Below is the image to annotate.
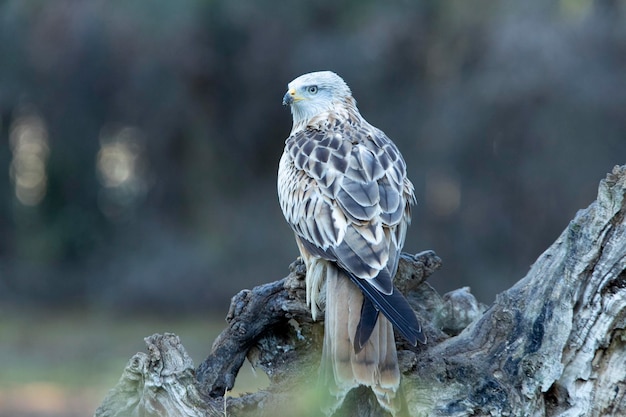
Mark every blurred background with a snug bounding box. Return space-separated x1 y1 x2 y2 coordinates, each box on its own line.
0 0 625 416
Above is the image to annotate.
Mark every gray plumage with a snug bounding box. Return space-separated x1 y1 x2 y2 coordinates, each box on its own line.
278 71 423 415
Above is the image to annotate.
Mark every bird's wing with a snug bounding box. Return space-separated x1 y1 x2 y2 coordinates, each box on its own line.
278 117 423 345
279 118 413 291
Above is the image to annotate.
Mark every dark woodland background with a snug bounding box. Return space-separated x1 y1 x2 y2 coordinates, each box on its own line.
1 1 625 415
2 0 625 314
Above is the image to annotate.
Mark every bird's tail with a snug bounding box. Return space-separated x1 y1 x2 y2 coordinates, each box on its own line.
320 266 400 415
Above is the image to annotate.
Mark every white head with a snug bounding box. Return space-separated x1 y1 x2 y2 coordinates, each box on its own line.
283 71 356 130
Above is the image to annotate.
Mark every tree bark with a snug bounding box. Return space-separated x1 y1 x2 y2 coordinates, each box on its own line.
95 165 626 417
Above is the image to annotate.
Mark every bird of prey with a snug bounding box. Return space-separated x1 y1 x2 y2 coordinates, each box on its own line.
278 71 424 414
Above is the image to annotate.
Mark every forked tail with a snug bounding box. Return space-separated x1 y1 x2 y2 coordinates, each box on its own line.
320 267 400 415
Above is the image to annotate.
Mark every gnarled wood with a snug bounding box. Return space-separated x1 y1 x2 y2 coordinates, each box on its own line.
95 165 626 417
95 333 220 417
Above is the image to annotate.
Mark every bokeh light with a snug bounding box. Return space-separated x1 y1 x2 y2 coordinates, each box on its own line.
96 125 149 220
9 108 50 206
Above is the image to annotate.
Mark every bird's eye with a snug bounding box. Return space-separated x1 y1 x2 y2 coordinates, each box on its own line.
307 85 318 94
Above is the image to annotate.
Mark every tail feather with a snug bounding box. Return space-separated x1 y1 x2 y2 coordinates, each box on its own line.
354 297 379 353
321 267 400 415
347 269 425 345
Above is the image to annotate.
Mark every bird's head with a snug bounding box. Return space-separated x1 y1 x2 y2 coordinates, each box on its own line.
283 71 355 129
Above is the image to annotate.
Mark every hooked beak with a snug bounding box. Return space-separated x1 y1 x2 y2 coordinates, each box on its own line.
282 88 300 106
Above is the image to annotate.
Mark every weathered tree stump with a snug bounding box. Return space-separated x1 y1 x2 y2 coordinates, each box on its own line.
95 165 626 417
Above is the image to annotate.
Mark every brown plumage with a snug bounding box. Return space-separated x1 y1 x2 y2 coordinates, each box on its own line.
278 71 424 415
